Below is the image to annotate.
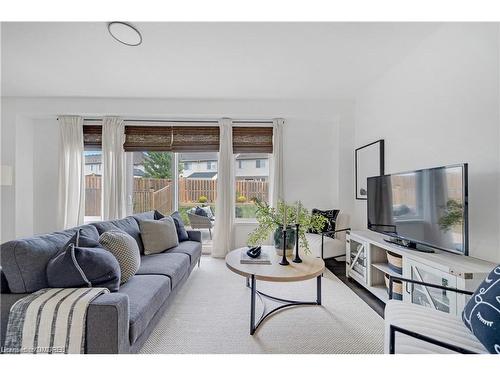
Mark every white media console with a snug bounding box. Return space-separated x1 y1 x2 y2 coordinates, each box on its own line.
345 230 496 316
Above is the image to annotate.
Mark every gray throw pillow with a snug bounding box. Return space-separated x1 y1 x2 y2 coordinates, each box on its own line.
99 230 141 284
140 217 179 255
47 245 121 292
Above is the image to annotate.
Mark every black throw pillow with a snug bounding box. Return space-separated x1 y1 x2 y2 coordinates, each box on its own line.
154 210 165 220
195 206 208 217
46 229 121 292
171 211 189 242
310 209 340 238
462 265 500 353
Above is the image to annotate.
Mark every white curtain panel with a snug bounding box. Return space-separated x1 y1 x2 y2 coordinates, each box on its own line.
212 118 235 258
102 117 127 220
57 115 85 229
270 118 284 207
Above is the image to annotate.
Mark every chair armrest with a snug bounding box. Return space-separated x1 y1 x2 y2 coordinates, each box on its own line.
186 230 202 243
388 324 478 354
387 275 474 300
320 227 351 237
86 292 130 354
320 228 351 259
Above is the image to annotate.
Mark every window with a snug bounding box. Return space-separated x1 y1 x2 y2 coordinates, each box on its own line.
391 172 421 221
207 161 216 170
84 150 102 223
235 154 270 219
184 161 193 170
256 159 265 169
238 160 243 169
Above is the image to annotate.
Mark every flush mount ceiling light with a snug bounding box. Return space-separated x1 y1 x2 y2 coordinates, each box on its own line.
107 22 142 46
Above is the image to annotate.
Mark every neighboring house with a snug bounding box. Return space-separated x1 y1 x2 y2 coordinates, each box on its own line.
179 152 269 180
84 154 103 176
84 152 145 177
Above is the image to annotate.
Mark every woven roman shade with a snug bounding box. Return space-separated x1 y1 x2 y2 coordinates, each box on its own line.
83 125 103 150
172 126 220 152
123 126 173 151
232 127 273 153
83 123 273 153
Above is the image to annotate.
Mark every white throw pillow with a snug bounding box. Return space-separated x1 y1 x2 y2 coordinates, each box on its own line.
99 230 141 284
140 217 179 255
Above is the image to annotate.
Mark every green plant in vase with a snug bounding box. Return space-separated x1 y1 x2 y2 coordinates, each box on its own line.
247 199 328 255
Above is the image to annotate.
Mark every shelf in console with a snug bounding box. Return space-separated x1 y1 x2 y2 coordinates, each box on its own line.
371 262 402 278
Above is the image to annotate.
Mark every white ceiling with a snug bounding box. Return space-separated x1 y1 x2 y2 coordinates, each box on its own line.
1 22 441 99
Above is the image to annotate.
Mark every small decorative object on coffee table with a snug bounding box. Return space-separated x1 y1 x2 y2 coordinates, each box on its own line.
279 205 290 266
226 246 325 335
293 201 302 263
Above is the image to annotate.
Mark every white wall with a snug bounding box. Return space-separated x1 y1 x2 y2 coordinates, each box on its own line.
0 97 354 246
352 23 500 263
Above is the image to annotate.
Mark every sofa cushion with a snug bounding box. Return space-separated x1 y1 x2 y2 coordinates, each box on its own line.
139 218 179 255
166 241 202 266
92 217 145 253
0 225 100 293
62 228 101 250
99 230 141 284
132 211 156 222
136 253 190 289
462 265 500 353
118 274 171 345
384 300 488 354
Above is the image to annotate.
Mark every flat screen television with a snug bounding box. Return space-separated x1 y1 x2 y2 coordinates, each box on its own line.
367 163 468 255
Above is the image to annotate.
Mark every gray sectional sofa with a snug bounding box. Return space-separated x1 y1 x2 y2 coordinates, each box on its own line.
0 211 202 353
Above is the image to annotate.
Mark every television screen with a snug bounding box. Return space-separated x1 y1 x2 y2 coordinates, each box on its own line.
367 164 468 254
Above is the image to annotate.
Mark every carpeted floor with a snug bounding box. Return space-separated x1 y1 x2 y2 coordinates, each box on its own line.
140 256 384 354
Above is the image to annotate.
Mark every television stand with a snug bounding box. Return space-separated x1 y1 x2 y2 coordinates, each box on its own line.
384 237 435 253
345 229 496 317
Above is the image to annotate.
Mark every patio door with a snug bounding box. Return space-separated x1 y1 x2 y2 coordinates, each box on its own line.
176 152 218 224
126 151 175 216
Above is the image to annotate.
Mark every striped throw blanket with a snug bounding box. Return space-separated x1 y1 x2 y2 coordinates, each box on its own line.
4 287 109 354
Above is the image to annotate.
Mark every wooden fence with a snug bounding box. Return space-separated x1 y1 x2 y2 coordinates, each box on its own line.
85 175 268 216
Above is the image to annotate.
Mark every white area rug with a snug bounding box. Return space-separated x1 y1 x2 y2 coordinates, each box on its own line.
140 256 384 354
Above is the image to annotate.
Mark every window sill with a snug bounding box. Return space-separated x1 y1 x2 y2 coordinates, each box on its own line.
234 218 258 225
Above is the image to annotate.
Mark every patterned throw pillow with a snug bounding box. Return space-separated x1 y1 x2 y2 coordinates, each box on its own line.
310 209 340 238
462 265 500 354
99 230 141 284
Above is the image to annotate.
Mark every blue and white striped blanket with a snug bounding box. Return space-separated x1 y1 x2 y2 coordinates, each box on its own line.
4 287 108 354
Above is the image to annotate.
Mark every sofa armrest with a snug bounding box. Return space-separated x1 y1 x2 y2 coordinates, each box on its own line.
1 293 30 347
186 230 202 243
86 292 130 354
0 268 10 293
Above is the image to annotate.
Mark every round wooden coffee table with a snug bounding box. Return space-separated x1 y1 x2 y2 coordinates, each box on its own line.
225 246 325 335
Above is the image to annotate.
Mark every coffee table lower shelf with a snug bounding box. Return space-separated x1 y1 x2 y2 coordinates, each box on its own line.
246 274 322 335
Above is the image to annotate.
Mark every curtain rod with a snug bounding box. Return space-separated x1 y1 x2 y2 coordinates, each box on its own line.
73 118 275 124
